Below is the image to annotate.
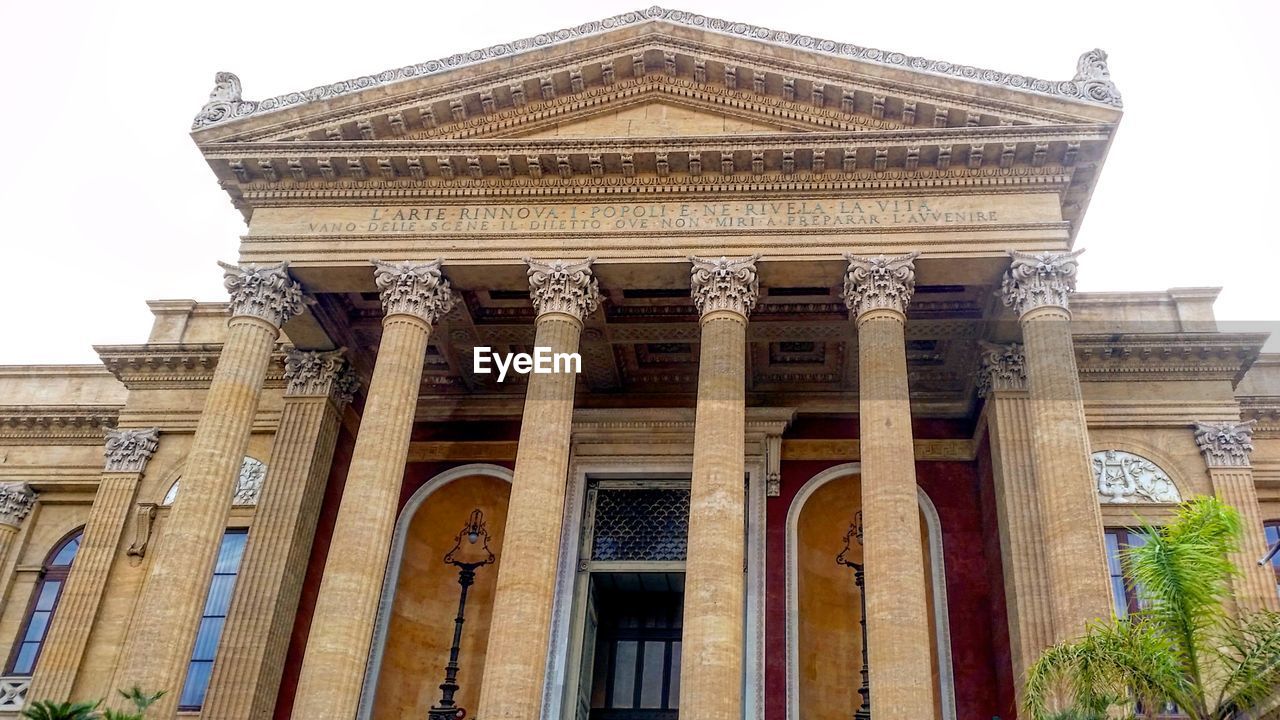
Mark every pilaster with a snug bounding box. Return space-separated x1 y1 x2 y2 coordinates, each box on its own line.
0 483 36 580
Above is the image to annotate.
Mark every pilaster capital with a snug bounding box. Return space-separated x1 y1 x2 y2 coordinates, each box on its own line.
524 258 602 321
841 252 918 320
103 428 161 473
371 259 456 325
689 255 761 318
284 349 360 406
0 482 36 528
218 261 305 328
977 341 1027 397
999 249 1083 317
1193 420 1255 468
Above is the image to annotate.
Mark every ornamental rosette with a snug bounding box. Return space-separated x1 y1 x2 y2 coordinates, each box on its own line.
1193 420 1256 468
689 255 760 317
284 349 359 405
219 261 305 328
0 483 36 528
976 341 1026 397
525 258 602 321
999 249 1083 317
371 259 456 324
842 252 919 318
103 428 161 473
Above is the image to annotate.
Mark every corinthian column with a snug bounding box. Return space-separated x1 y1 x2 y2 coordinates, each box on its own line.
29 429 160 701
1194 421 1279 611
1001 250 1110 641
978 343 1053 698
202 351 358 719
475 259 600 720
843 253 935 719
291 261 454 720
675 255 758 720
114 263 302 714
0 482 36 576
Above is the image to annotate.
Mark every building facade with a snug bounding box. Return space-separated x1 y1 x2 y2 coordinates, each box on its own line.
2 9 1279 720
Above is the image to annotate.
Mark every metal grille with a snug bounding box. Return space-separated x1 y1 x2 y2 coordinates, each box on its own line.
591 488 690 562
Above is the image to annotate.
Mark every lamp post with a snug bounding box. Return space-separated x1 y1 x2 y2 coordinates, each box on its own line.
428 508 497 720
836 510 870 720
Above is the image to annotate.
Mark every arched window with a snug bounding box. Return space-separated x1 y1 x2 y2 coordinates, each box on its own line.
5 528 83 676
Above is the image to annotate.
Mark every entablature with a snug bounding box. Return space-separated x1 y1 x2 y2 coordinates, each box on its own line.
95 344 289 391
1074 332 1267 386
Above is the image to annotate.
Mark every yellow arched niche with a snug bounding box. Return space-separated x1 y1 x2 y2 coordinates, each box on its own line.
369 469 511 719
791 471 947 720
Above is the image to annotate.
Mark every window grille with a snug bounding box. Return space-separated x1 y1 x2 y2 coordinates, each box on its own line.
591 488 689 562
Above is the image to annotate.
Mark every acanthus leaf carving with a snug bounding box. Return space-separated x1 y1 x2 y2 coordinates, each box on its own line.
103 428 161 473
1194 420 1256 468
1092 450 1181 504
689 255 760 318
842 252 918 318
370 259 456 325
284 349 359 405
976 341 1026 397
218 261 305 328
999 249 1083 316
0 482 36 528
524 258 602 321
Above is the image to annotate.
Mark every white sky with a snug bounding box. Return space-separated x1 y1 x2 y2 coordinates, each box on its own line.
2 0 1278 365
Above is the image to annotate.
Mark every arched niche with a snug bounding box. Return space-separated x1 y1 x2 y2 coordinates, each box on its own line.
359 464 513 720
786 463 956 720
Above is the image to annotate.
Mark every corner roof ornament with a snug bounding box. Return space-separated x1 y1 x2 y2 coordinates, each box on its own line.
192 7 1122 130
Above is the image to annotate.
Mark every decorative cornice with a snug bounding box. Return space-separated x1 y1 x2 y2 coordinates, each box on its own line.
689 255 760 317
0 483 36 527
103 428 160 473
1073 332 1264 386
370 259 456 324
977 341 1026 396
525 258 602 321
841 252 918 319
0 406 119 441
218 261 305 328
284 349 359 405
1000 249 1082 316
95 344 289 390
192 7 1118 129
1194 420 1255 468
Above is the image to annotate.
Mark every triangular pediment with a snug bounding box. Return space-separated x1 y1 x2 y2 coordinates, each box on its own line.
515 98 791 138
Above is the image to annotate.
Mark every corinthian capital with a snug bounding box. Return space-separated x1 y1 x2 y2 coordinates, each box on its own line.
842 252 919 319
525 258 602 321
1000 249 1083 317
976 341 1026 397
0 483 36 528
285 349 360 405
689 255 760 318
218 261 305 328
371 259 456 325
1194 420 1256 468
103 428 161 473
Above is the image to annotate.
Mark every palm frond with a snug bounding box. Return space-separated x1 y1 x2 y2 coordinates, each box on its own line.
1212 610 1280 714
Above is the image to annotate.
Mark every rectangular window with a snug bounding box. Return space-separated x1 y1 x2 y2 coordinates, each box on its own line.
178 529 247 710
1265 521 1280 599
1105 528 1148 618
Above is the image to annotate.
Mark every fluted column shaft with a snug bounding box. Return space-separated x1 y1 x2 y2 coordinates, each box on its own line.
202 352 356 719
30 430 160 701
979 344 1053 698
290 261 453 720
674 255 757 720
1002 250 1110 642
1195 421 1279 612
844 253 935 719
476 258 597 720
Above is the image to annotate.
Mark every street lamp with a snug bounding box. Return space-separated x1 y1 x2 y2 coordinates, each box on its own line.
428 508 497 720
836 510 870 720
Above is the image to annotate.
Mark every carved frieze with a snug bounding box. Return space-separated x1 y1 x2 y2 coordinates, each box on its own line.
525 258 602 322
976 341 1026 397
219 261 305 328
0 483 36 528
103 428 160 473
1194 420 1255 468
999 249 1083 317
1092 450 1181 504
689 255 760 318
841 252 918 318
371 259 456 324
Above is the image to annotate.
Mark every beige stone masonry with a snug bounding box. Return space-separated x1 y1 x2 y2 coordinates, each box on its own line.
843 253 936 719
290 261 453 720
475 258 599 720
201 351 356 719
28 429 159 702
112 263 302 716
0 483 36 583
